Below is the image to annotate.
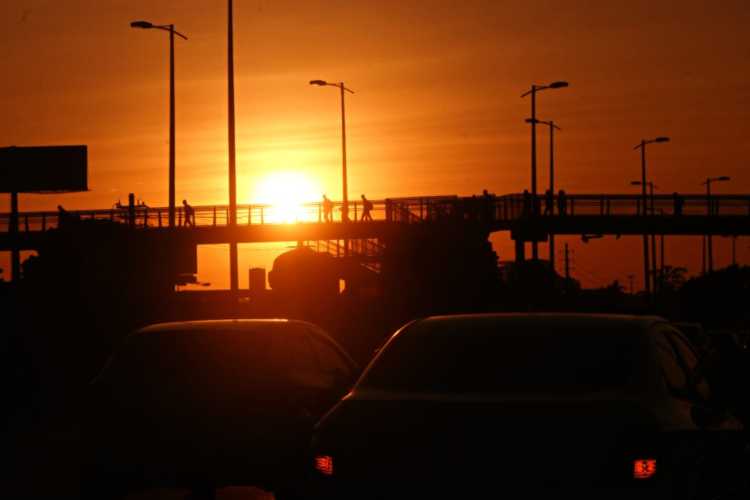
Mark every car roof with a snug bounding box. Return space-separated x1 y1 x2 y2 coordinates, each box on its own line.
134 318 308 335
415 313 667 332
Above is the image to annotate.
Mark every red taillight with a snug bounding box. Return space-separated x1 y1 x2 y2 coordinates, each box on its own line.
633 459 657 479
315 455 334 476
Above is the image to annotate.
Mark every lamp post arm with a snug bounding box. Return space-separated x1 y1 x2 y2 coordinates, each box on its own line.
521 84 549 98
326 82 354 93
151 24 188 40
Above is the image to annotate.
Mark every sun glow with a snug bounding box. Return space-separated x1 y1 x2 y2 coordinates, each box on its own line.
251 171 322 223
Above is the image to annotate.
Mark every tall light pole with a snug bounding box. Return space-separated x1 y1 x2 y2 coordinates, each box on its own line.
526 118 561 272
631 180 659 293
227 0 239 293
309 80 355 223
130 21 188 229
521 81 568 260
703 175 730 273
633 137 669 299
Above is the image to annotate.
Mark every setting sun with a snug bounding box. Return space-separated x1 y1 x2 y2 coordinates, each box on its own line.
251 171 322 223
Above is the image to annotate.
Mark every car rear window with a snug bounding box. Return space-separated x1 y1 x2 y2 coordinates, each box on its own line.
358 319 645 394
101 325 320 401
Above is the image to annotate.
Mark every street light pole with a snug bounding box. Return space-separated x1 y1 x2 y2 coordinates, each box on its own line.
649 182 657 294
228 0 239 294
168 25 175 228
639 142 650 298
631 179 658 294
130 21 187 229
633 137 669 299
703 175 731 273
521 81 568 261
339 83 348 223
526 118 561 271
310 79 355 224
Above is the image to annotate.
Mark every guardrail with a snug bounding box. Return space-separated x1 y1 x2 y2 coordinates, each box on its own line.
2 193 749 234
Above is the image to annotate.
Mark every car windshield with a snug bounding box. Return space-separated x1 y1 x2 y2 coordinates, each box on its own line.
358 318 645 394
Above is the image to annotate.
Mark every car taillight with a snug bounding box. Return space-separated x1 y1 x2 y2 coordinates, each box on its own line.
315 455 334 476
633 459 657 479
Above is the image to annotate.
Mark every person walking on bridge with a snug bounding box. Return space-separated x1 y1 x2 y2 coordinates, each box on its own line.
322 194 333 223
182 199 195 227
361 194 374 221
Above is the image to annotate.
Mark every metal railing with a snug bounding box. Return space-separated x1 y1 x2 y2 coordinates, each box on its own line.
495 193 750 219
304 238 384 273
2 193 749 234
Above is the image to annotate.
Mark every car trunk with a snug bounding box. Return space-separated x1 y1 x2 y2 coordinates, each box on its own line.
316 394 665 488
89 374 313 486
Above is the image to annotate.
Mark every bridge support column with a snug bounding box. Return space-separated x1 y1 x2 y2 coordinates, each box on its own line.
515 238 526 263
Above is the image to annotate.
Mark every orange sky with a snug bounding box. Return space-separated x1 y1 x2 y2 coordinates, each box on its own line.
2 1 749 289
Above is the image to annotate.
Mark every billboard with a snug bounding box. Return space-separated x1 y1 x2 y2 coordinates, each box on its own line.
0 145 87 193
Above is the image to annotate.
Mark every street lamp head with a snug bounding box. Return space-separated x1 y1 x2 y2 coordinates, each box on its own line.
654 136 670 143
631 181 642 186
718 176 731 181
309 80 328 86
549 81 569 89
130 20 154 29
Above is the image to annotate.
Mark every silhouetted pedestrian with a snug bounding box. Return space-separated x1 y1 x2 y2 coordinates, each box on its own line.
182 199 195 227
322 194 333 223
557 189 567 215
360 194 373 221
673 192 684 216
544 189 554 215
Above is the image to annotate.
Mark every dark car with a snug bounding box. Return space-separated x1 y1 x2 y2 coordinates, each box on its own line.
309 314 747 499
83 319 357 499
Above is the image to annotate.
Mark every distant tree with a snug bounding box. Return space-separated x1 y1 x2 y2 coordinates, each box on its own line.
679 265 750 328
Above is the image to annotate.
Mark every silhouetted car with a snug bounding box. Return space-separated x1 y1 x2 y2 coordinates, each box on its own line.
83 319 357 499
308 314 747 499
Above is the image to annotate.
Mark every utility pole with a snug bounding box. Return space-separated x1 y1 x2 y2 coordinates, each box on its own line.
660 233 665 287
228 0 239 293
